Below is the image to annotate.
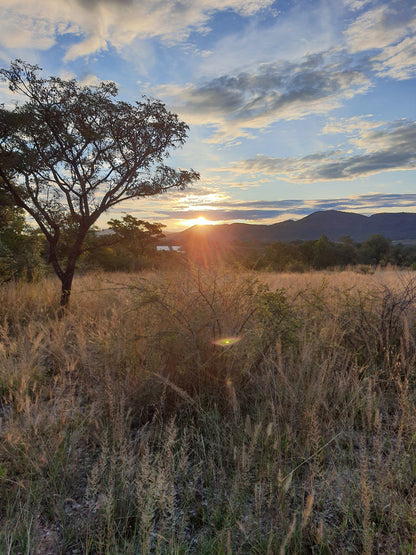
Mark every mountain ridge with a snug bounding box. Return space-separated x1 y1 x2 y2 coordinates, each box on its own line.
165 210 416 244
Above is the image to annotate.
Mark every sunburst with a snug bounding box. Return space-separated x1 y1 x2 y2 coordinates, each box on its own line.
184 216 213 227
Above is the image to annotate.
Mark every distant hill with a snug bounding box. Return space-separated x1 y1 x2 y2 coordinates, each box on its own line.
165 210 416 245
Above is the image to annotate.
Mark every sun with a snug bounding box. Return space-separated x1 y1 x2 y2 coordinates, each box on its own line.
184 216 213 227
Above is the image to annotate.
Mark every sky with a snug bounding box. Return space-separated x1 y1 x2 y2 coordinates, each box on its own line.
0 0 415 231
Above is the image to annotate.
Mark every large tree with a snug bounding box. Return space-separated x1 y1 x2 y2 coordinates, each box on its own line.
0 60 199 308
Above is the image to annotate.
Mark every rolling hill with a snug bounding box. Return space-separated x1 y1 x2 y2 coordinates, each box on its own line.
165 210 416 245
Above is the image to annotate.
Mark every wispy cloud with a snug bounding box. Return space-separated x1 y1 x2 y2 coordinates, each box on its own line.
158 50 371 143
191 0 339 79
230 119 416 181
1 0 415 231
0 0 274 60
372 35 416 80
154 3 416 144
153 193 416 224
343 2 416 79
0 5 58 51
343 0 373 11
345 3 416 52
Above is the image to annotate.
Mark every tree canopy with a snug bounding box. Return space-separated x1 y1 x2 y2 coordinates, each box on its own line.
0 60 199 307
108 214 165 256
0 188 44 282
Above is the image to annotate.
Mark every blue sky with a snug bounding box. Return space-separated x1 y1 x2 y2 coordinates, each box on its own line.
0 0 415 230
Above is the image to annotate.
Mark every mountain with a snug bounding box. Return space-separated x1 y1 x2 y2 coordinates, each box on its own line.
165 210 416 245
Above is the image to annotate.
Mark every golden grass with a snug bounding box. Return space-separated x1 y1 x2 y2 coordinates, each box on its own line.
1 267 416 553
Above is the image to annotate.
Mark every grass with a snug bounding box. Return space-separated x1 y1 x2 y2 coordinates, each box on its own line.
0 266 416 553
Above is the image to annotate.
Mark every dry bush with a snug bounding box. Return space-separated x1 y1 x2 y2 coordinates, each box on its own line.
0 268 415 553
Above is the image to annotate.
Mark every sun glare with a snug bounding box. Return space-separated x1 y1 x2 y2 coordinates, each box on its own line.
184 216 213 227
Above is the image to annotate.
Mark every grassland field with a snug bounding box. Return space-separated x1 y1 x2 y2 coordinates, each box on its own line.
0 267 416 554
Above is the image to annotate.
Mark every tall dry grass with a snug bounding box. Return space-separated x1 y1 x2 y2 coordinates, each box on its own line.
0 267 416 553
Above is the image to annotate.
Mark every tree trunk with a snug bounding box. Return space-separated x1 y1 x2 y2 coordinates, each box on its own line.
51 222 91 316
58 236 85 315
59 270 74 309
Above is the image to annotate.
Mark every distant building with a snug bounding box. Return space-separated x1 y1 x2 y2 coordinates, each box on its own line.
157 245 184 252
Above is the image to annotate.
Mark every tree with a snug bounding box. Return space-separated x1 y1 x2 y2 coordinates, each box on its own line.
108 214 165 268
313 234 337 269
0 188 44 281
0 189 24 281
263 241 300 271
358 234 391 266
0 189 25 237
0 60 199 308
336 235 357 266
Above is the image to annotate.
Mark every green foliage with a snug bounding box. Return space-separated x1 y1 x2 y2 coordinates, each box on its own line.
313 234 337 269
255 285 299 355
77 216 169 272
238 233 416 272
0 191 45 282
83 243 133 272
262 242 303 271
107 215 166 270
358 234 391 265
108 215 165 250
389 243 415 266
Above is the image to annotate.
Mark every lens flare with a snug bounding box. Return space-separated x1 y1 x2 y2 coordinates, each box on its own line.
211 336 242 347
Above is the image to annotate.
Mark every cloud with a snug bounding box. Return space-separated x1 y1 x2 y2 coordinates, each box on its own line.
344 0 416 80
192 0 339 79
102 181 416 226
148 1 416 89
343 2 416 80
0 6 58 51
372 35 416 79
153 193 416 223
158 50 371 143
77 0 134 7
343 0 373 10
230 119 416 181
345 3 416 53
0 0 274 60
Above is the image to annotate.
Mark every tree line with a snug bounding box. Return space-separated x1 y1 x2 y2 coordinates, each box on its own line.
0 202 172 282
234 233 416 271
2 197 416 282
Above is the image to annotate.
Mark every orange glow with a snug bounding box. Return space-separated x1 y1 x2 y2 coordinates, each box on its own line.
183 216 213 227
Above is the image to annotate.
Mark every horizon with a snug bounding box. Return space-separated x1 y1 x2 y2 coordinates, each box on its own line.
1 0 415 231
164 207 416 233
